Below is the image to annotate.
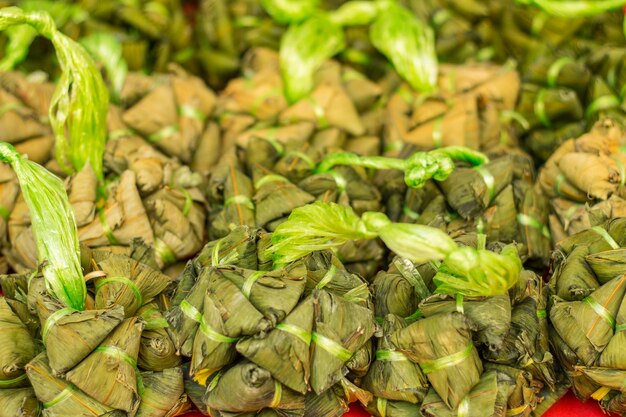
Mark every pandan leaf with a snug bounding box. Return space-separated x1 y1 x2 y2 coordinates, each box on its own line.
370 1 438 93
0 143 85 310
516 0 626 17
81 32 128 103
0 7 109 182
279 14 345 103
261 0 319 24
433 245 523 297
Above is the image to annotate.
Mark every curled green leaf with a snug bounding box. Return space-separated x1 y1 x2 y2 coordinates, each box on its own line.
0 7 109 182
516 0 626 17
279 14 345 103
261 0 319 24
370 1 438 92
80 32 128 104
0 143 85 310
433 244 523 297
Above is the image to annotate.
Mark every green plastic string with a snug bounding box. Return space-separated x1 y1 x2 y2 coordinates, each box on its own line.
432 117 444 148
554 174 565 197
256 135 285 156
95 346 144 394
97 208 120 245
140 308 169 330
393 257 431 300
499 110 531 130
419 342 474 374
612 156 626 187
0 205 10 221
43 384 76 409
42 307 76 345
242 271 265 299
287 150 316 169
311 331 353 362
95 276 143 308
154 238 176 265
307 96 330 128
474 165 495 201
615 323 626 333
109 128 135 141
402 204 420 221
455 293 465 314
0 373 27 387
530 11 548 36
148 124 179 143
585 95 621 119
180 300 239 344
328 170 347 192
583 297 616 328
255 174 290 190
179 104 206 122
211 239 224 267
224 195 255 210
517 213 551 240
547 57 575 88
534 88 551 127
536 309 547 319
270 380 283 408
376 350 409 362
316 264 338 289
0 7 108 181
590 226 620 249
404 309 424 322
276 323 312 345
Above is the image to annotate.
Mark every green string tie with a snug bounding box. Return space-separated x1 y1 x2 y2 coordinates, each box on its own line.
242 271 265 299
255 174 290 190
43 384 76 409
148 124 179 142
517 213 551 240
419 343 474 374
180 300 239 344
0 204 10 221
154 238 177 265
276 323 312 345
0 373 27 387
311 332 353 362
590 226 620 249
224 194 255 210
432 117 444 148
547 57 575 88
95 276 143 308
376 350 409 361
42 307 76 345
98 208 119 245
474 165 495 201
178 104 206 122
316 264 338 289
583 297 615 329
586 95 621 119
307 96 329 128
534 88 551 127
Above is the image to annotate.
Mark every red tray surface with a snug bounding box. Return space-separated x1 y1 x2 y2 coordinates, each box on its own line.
184 389 618 417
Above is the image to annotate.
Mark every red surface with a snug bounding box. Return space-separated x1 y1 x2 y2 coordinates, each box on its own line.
183 390 618 416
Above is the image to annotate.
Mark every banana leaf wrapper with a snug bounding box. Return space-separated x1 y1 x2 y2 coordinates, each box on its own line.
136 367 188 417
204 361 305 414
0 387 40 417
516 186 551 264
365 398 422 417
551 246 599 301
237 296 315 394
586 249 626 285
33 291 125 375
557 218 626 256
420 370 503 417
279 84 365 136
143 185 206 265
362 314 428 403
337 239 386 281
438 156 513 219
137 304 181 372
549 198 590 238
484 184 520 244
78 170 155 249
515 84 583 130
26 353 125 417
271 144 321 185
235 122 315 150
0 297 36 388
372 258 437 321
0 164 19 245
303 387 348 417
522 53 591 95
346 340 374 378
252 173 315 230
341 68 383 113
600 391 626 415
121 68 217 163
311 290 378 394
182 362 209 415
550 275 626 366
302 250 370 306
525 121 586 162
597 289 626 369
391 312 483 409
209 164 256 239
193 226 263 273
93 253 173 317
65 317 144 413
166 266 271 357
530 376 570 417
0 271 29 301
217 70 286 122
485 363 542 417
189 292 239 381
391 180 442 224
590 196 626 225
419 293 512 350
574 367 626 399
243 137 285 173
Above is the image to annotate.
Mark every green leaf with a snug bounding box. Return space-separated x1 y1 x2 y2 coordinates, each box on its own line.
0 143 85 310
516 0 626 17
0 7 109 182
433 244 523 297
279 14 345 103
80 32 128 103
370 1 438 93
261 0 319 24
